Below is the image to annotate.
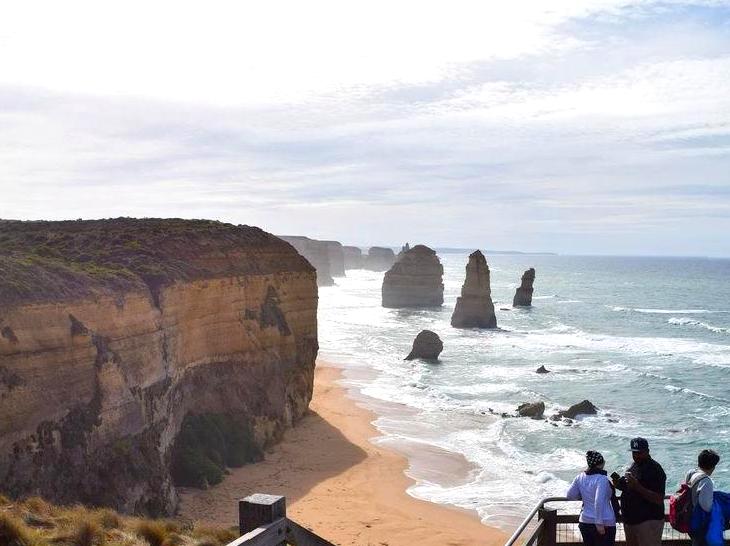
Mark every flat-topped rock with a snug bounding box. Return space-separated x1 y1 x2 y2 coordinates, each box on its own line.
280 235 334 286
404 330 443 360
517 401 545 418
364 247 396 271
513 268 536 307
343 246 363 269
322 240 345 277
451 250 497 328
382 245 443 308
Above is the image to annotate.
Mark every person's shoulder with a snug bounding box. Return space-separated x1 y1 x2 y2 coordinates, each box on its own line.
650 459 667 479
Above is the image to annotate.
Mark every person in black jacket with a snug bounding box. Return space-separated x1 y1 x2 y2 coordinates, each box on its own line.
613 437 666 546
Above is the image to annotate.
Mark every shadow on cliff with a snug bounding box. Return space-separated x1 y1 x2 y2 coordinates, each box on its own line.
178 408 368 524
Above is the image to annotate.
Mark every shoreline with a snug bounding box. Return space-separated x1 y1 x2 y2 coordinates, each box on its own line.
179 360 507 545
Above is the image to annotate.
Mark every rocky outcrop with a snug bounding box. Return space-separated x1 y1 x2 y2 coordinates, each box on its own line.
404 330 443 360
558 400 598 419
323 241 345 278
364 247 396 272
343 246 363 269
513 268 536 307
382 245 443 308
517 402 545 419
536 365 551 374
280 236 334 286
0 219 319 516
450 250 497 328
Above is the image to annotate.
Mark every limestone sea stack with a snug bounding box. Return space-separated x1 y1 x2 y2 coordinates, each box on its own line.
513 268 536 307
450 250 497 328
0 219 319 515
323 240 345 278
280 235 334 286
364 247 396 272
343 246 363 269
382 245 444 308
404 330 443 360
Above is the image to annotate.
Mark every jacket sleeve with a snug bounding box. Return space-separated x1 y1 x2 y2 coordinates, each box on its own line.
595 477 611 523
566 475 582 501
697 478 714 513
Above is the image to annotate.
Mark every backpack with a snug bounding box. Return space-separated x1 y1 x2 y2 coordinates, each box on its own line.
669 473 708 533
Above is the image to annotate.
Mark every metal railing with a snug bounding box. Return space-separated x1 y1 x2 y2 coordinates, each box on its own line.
504 496 696 546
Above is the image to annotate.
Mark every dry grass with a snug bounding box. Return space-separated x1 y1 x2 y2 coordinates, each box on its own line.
0 497 235 546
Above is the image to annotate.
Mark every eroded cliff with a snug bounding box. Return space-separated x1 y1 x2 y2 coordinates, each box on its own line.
0 219 318 516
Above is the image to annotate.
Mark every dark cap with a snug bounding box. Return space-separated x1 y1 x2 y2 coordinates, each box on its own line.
630 437 649 452
587 450 605 468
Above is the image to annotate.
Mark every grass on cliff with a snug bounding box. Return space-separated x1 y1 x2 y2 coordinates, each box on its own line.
0 495 237 546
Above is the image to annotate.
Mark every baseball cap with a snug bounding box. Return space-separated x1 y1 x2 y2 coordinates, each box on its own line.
630 437 649 452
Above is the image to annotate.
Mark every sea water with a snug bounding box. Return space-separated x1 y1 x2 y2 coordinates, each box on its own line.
317 253 730 530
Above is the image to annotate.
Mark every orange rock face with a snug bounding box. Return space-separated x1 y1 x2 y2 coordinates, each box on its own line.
0 219 318 515
450 250 497 328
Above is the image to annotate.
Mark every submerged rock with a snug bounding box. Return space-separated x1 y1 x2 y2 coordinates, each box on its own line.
558 400 599 419
517 401 545 419
450 250 497 328
513 268 536 307
365 246 396 271
536 365 551 374
382 245 444 308
404 330 443 360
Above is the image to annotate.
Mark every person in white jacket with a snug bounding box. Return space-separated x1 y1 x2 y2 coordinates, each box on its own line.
567 451 617 546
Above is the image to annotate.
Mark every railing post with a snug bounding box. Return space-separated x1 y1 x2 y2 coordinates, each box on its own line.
239 494 287 536
537 507 557 546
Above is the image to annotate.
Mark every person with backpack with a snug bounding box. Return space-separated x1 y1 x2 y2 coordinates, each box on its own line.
567 450 617 546
685 449 720 546
613 437 667 546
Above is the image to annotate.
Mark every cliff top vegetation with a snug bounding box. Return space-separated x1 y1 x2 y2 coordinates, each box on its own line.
0 218 313 306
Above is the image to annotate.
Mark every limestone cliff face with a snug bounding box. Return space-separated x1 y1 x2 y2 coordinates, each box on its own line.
513 268 536 307
381 245 443 308
0 219 318 516
342 246 363 269
279 236 334 286
323 241 345 278
451 250 497 328
365 247 396 272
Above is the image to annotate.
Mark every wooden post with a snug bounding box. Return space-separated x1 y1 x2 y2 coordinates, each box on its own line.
239 494 287 536
537 507 557 546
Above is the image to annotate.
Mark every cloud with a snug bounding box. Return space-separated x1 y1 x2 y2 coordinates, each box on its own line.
0 1 729 255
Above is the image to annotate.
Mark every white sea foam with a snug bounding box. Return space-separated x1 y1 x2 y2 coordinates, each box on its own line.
668 317 729 334
611 306 714 314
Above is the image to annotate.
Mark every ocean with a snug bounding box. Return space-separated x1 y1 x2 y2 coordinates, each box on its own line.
317 253 730 530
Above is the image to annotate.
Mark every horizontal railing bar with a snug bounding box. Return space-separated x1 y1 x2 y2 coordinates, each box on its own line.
227 517 288 546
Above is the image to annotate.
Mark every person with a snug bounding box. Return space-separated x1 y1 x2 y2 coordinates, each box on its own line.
613 437 667 546
567 450 617 546
684 449 720 546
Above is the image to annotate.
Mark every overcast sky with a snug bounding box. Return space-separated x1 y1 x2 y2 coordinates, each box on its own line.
1 1 729 256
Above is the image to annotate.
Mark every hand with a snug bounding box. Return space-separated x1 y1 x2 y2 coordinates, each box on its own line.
625 473 639 490
596 525 606 535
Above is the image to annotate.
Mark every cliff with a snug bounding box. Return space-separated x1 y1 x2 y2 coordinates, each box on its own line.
0 218 318 516
381 245 443 308
322 241 345 278
342 246 363 270
364 247 396 272
279 236 334 286
513 268 536 307
451 250 497 328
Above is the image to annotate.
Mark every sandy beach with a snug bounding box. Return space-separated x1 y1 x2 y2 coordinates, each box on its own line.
179 360 507 546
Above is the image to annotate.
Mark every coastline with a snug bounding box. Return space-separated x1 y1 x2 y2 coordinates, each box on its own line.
179 360 507 545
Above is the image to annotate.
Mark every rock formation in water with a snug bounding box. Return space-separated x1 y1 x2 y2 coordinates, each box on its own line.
557 400 598 419
323 240 345 278
343 246 363 269
279 235 334 286
382 245 443 308
536 365 551 374
450 250 497 328
364 247 396 272
517 402 545 419
404 330 443 360
513 268 536 307
0 219 319 516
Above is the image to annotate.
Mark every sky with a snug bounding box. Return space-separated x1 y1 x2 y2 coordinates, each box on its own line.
1 1 729 256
